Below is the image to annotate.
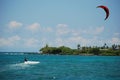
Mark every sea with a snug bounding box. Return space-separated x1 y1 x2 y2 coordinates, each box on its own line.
0 52 120 80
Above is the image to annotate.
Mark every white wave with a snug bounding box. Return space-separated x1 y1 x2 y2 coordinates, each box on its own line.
10 63 30 69
0 61 39 72
4 52 24 55
0 63 29 72
24 61 40 64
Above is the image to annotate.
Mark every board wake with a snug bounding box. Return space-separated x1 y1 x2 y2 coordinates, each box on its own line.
24 61 40 64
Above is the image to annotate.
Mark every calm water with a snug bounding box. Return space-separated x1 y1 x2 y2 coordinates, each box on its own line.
0 53 120 80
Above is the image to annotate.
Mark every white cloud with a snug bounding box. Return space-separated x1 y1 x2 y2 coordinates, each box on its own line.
53 35 109 48
43 27 53 32
9 21 22 28
24 38 39 47
113 32 120 37
57 24 68 28
0 38 12 46
67 36 91 46
94 26 104 34
82 26 104 35
55 38 64 46
40 38 48 47
56 24 70 35
111 37 120 44
54 36 89 47
8 35 21 41
0 35 21 46
27 23 41 32
0 36 41 48
55 25 104 37
52 24 105 47
2 22 119 51
71 30 80 36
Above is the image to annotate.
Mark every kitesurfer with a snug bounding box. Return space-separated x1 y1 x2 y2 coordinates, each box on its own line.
24 57 27 62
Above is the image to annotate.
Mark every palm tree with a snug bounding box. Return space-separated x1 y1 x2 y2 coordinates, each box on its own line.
112 44 117 50
103 43 107 49
118 45 120 50
45 44 48 48
77 44 80 50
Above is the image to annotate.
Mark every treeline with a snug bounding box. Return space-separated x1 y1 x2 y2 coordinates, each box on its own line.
39 44 120 56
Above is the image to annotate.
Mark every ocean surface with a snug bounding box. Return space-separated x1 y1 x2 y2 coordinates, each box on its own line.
0 52 120 80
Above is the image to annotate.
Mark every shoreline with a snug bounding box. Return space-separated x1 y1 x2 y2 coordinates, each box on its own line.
0 52 120 56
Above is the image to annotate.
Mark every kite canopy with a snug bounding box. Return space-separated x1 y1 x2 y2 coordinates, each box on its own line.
97 5 109 20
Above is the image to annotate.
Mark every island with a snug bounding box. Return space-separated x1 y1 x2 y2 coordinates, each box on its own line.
39 43 120 56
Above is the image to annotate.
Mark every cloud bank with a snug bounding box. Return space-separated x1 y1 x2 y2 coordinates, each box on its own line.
0 21 120 51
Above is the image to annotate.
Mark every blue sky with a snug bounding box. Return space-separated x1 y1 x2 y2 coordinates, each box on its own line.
0 0 120 52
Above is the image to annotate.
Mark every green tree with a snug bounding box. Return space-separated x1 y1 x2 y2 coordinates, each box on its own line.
90 48 100 55
59 46 72 55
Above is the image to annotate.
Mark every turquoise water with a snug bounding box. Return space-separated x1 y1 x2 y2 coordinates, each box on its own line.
0 53 120 80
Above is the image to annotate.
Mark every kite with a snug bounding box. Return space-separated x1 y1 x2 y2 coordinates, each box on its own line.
97 5 109 20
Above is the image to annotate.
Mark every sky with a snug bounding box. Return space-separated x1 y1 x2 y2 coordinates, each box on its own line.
0 0 120 52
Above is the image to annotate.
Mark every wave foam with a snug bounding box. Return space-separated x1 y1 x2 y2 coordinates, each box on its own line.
24 61 40 64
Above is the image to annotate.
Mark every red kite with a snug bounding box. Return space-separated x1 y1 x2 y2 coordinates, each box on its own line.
97 5 109 20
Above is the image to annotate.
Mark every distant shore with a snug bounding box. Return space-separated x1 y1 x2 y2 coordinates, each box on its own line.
39 44 120 56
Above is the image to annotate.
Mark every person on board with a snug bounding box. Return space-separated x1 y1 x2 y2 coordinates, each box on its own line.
24 57 27 62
